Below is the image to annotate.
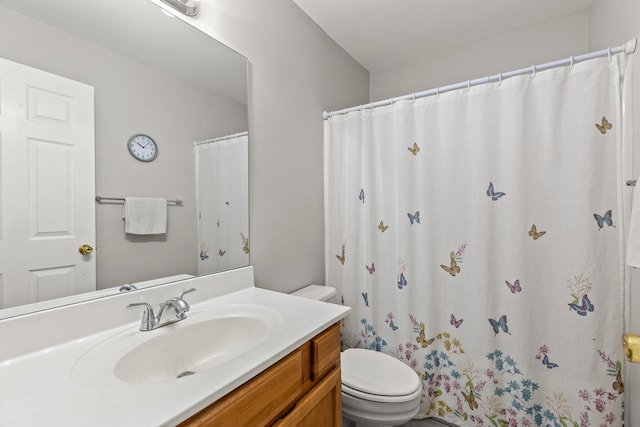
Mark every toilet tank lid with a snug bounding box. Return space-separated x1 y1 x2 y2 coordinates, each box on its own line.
291 285 337 301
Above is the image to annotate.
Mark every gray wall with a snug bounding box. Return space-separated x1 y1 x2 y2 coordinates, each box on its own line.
369 11 589 101
172 0 370 293
0 6 248 289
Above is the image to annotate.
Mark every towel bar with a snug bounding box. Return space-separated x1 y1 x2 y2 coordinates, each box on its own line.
95 195 183 205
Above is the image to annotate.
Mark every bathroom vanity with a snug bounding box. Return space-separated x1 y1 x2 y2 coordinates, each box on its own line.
0 267 350 426
180 322 342 426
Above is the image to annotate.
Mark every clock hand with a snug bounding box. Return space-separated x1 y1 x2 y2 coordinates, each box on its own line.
136 142 145 148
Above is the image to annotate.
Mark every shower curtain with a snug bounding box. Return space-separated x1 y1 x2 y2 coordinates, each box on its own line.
195 133 249 274
325 56 626 426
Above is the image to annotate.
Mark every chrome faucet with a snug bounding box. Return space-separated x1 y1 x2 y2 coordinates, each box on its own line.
127 288 196 331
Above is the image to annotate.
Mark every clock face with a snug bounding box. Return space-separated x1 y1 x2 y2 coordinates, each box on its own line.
127 134 158 162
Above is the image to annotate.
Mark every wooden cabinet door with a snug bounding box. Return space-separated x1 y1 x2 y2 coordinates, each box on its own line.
274 367 341 427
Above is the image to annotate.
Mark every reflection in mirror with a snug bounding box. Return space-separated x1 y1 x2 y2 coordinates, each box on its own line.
195 132 249 274
0 0 249 319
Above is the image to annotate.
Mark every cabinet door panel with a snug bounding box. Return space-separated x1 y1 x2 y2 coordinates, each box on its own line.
275 367 341 427
311 322 341 380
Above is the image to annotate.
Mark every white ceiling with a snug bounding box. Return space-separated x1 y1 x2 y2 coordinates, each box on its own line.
292 0 593 71
0 0 247 104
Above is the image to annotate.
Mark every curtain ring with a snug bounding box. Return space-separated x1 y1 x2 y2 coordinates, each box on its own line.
608 47 612 60
531 65 536 76
467 80 471 89
412 93 416 101
436 87 440 98
498 73 503 84
570 56 574 69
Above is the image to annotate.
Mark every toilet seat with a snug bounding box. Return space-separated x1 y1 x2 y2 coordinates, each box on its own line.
341 348 422 402
342 382 423 403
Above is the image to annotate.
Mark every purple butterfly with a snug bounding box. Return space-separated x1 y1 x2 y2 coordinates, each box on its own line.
487 181 506 201
366 263 375 274
568 294 594 316
397 272 407 289
542 354 559 369
450 314 463 328
359 189 365 203
218 249 226 257
505 279 522 294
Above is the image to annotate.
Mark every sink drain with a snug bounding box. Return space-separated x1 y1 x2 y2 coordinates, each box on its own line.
176 371 196 378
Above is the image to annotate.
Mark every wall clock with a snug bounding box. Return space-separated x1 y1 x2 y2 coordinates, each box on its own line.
127 134 158 162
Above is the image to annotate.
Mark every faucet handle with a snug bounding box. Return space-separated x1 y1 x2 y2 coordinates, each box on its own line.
179 288 196 300
127 302 157 331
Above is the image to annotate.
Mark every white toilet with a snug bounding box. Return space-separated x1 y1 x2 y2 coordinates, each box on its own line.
291 285 423 427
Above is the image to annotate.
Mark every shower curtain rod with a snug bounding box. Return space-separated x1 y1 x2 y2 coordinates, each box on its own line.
323 38 637 120
193 131 248 146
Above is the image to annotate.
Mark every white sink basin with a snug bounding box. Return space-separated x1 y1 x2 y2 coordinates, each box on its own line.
72 304 283 386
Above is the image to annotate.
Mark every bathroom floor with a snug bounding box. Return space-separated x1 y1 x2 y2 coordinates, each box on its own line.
401 419 457 427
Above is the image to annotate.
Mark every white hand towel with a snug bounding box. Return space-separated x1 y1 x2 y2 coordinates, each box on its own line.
627 182 640 267
123 197 167 235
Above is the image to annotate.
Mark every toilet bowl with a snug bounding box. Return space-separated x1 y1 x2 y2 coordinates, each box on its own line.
291 285 423 427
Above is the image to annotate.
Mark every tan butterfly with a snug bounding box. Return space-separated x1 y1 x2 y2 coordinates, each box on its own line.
440 257 460 277
336 244 345 265
378 220 389 232
528 224 546 240
407 142 420 155
416 327 434 348
241 232 250 254
461 384 479 410
613 367 624 394
595 116 613 134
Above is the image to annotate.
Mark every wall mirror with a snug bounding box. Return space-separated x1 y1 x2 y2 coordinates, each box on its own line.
0 0 249 319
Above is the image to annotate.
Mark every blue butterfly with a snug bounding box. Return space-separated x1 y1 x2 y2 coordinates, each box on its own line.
359 188 365 203
389 319 399 331
361 292 369 307
486 181 506 201
199 250 209 261
488 315 511 336
542 354 559 369
407 211 420 224
397 272 407 289
593 210 615 230
568 294 594 316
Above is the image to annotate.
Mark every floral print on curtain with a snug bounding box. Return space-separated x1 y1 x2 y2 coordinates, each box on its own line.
325 57 626 426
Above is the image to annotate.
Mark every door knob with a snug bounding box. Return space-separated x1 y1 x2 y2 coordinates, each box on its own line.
78 244 94 255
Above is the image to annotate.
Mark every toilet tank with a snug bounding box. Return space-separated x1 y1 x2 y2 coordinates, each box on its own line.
291 285 337 302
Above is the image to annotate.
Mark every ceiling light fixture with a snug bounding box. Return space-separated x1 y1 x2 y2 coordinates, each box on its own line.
159 0 199 17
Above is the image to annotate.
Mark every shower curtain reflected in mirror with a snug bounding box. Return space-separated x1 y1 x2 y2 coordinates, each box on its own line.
195 132 249 274
325 57 626 426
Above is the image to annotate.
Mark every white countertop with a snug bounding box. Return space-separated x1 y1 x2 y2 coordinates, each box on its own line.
0 278 350 426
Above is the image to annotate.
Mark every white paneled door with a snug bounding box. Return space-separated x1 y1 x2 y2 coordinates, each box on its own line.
0 57 95 309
